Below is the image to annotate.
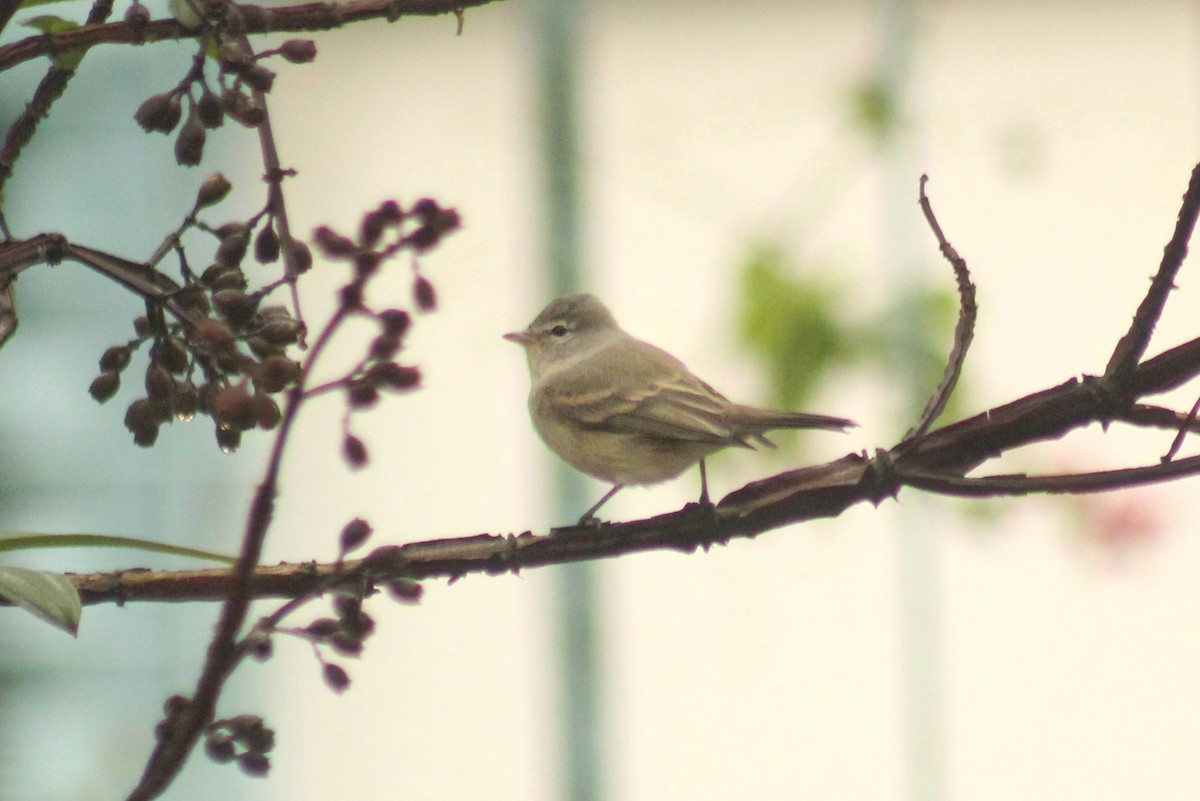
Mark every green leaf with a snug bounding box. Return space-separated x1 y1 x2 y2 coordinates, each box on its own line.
21 15 84 69
17 0 81 10
0 566 81 636
21 13 78 34
737 243 852 410
0 531 237 564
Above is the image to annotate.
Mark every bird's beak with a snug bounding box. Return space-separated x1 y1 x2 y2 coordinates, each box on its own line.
503 330 532 345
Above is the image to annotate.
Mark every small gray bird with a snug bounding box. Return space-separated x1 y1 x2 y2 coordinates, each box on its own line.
505 293 855 523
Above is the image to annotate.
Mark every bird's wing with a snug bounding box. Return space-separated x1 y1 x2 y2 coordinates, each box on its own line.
539 342 749 446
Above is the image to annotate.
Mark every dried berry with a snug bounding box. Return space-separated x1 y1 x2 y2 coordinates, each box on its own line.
211 383 256 430
175 379 199 421
134 92 182 134
195 172 231 209
99 344 132 372
367 362 420 391
378 309 410 338
215 425 241 453
342 434 368 468
279 39 317 64
241 64 276 94
385 578 423 603
413 275 436 311
89 371 120 403
174 112 206 166
213 289 259 326
255 355 300 393
197 87 224 129
313 226 357 258
254 223 280 264
236 751 270 777
285 240 312 275
215 225 250 267
151 336 189 373
322 663 350 694
346 380 379 409
306 618 340 638
124 1 150 27
204 732 236 764
328 632 363 657
220 88 264 127
191 318 236 352
144 363 175 404
124 398 160 447
339 518 372 552
216 40 249 70
258 316 302 346
251 393 281 430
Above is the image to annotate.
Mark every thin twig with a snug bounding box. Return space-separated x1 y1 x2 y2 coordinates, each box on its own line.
903 174 977 441
125 305 348 801
1105 161 1200 382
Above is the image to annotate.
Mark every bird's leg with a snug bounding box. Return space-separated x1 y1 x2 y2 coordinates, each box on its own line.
578 484 623 526
698 459 712 507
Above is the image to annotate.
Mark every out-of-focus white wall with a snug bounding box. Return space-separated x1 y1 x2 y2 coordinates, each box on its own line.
264 2 1200 800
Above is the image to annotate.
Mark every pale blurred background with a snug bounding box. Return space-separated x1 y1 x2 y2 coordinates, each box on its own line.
2 1 1200 800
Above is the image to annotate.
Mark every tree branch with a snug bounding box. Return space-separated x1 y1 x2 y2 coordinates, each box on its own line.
0 0 502 73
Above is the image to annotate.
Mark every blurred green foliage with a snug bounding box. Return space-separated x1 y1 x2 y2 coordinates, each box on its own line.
736 242 965 431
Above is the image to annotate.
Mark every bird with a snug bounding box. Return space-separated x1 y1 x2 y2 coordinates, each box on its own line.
505 293 855 524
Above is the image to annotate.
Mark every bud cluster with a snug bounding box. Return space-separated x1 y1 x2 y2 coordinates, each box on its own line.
133 32 318 166
87 175 312 450
307 199 459 468
204 714 275 777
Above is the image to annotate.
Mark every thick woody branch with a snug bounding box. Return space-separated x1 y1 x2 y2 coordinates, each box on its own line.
5 331 1198 610
0 0 501 73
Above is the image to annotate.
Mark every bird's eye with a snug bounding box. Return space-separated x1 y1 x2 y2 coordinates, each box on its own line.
550 324 570 337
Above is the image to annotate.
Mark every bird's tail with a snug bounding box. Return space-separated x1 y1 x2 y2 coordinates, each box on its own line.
731 406 856 433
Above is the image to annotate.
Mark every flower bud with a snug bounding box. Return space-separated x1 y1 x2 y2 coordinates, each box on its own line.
255 355 300 393
254 223 279 264
279 39 317 63
124 398 160 447
151 336 189 373
215 225 250 267
322 663 350 694
99 344 132 372
204 732 236 764
236 752 270 777
145 363 175 404
313 226 357 258
174 112 206 166
342 434 368 468
241 64 275 94
211 383 256 430
195 173 231 208
89 371 120 403
367 362 420 391
124 1 150 27
190 318 236 352
339 518 372 552
252 393 281 430
215 425 241 453
285 240 312 274
377 309 410 338
346 380 378 409
197 87 224 129
134 92 181 134
413 275 436 311
213 290 259 327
